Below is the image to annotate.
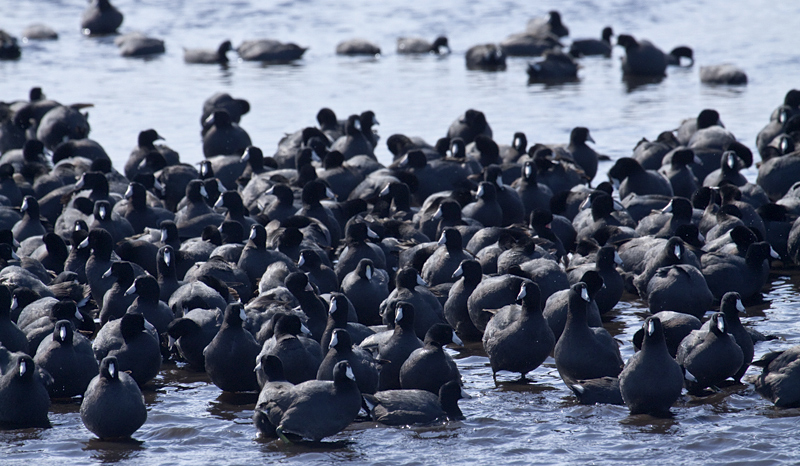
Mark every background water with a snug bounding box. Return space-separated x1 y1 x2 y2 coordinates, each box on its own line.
2 0 800 464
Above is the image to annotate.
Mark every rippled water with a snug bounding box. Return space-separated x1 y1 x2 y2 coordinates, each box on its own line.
2 0 800 464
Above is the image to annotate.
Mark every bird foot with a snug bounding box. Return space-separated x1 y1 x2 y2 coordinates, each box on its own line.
276 426 293 445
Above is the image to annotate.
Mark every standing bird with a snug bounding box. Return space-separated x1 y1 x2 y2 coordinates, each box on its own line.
202 110 252 158
399 323 462 394
619 317 684 416
676 312 743 394
80 356 147 440
203 303 260 392
34 320 99 398
482 281 554 384
554 283 624 386
0 351 51 428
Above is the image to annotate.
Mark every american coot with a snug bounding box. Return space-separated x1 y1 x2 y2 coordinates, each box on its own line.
482 281 554 383
700 292 753 382
399 323 462 394
316 329 380 394
608 157 673 199
115 33 165 57
700 64 748 85
341 258 389 326
752 345 800 407
566 246 623 314
462 182 503 228
702 241 775 301
526 10 569 38
467 273 527 333
676 312 743 394
81 0 123 35
0 284 28 354
569 27 613 57
98 261 139 325
447 109 493 144
397 36 450 55
659 149 701 199
526 51 579 83
543 270 604 341
156 245 182 302
421 228 473 287
465 44 507 71
259 313 323 385
202 110 252 158
377 302 424 391
633 310 702 358
554 283 624 386
298 249 338 294
319 293 374 351
634 131 680 169
22 299 87 356
283 272 328 342
203 303 260 393
166 308 222 370
12 196 47 242
363 380 469 426
237 39 308 62
569 376 624 406
126 275 173 336
259 360 361 442
500 33 560 57
252 355 294 437
619 317 684 416
82 228 117 309
514 162 554 217
184 40 232 64
34 319 98 398
330 114 375 160
380 267 445 340
443 259 484 341
80 356 147 440
616 34 691 77
335 222 386 282
645 264 714 318
335 39 381 56
0 350 51 428
92 312 162 387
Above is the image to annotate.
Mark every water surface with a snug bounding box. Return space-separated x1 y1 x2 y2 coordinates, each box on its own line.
2 0 800 464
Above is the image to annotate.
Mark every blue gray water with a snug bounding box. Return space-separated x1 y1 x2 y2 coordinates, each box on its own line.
2 0 800 464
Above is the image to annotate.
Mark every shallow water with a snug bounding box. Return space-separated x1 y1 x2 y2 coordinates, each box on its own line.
2 0 800 464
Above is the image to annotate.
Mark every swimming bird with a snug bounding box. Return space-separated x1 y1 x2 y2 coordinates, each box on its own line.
258 360 361 442
335 39 380 56
80 0 123 35
237 39 308 62
752 345 800 408
184 40 232 64
465 44 506 71
397 36 450 54
363 380 469 426
569 27 613 57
